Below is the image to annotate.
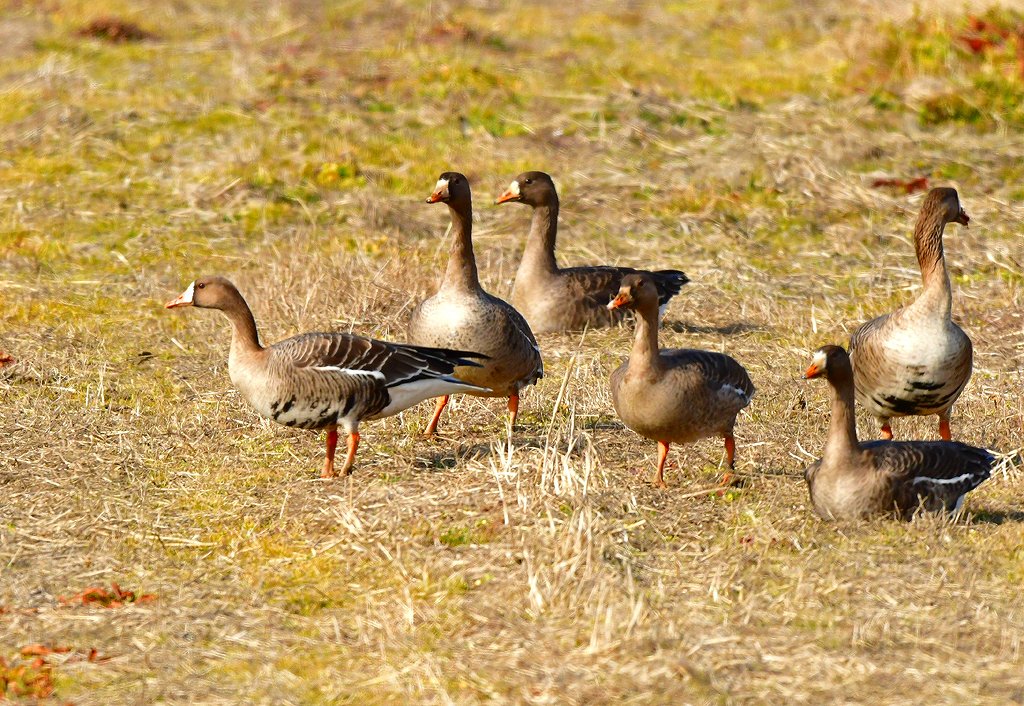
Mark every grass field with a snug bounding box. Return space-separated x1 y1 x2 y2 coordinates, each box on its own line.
2 0 1024 703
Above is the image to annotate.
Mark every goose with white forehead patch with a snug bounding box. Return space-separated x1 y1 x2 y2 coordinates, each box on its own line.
803 344 992 520
849 187 973 441
607 273 754 488
408 172 543 436
166 276 489 478
496 171 689 333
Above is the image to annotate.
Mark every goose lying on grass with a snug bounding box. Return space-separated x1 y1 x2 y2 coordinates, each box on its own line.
497 171 688 333
803 345 992 520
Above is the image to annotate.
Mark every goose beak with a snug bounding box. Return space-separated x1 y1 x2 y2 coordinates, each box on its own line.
426 190 445 204
496 189 520 204
165 282 195 309
803 363 823 379
607 293 629 310
954 209 970 226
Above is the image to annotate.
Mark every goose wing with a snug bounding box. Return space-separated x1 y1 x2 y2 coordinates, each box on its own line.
863 440 994 512
662 349 755 402
276 332 485 387
562 265 689 308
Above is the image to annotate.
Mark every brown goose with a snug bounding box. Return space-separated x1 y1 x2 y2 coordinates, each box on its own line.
497 171 689 333
166 276 488 477
408 172 543 435
849 187 972 441
803 345 993 519
608 274 754 488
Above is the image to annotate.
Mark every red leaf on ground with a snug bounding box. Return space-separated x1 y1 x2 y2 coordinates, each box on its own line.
870 176 929 194
76 17 154 42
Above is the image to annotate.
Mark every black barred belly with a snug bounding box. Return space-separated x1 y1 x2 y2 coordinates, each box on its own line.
867 374 964 418
267 394 358 429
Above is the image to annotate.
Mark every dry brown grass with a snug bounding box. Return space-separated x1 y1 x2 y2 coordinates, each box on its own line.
2 0 1024 703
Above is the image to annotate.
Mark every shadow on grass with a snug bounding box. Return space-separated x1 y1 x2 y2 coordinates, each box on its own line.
665 320 764 335
968 509 1024 524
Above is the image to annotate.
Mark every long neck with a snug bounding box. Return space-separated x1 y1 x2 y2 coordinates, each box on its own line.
822 368 859 465
441 201 480 291
223 299 263 358
522 199 559 274
913 209 952 318
629 300 663 373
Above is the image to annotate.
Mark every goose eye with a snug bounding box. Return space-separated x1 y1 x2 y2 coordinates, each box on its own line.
197 282 206 289
524 178 532 184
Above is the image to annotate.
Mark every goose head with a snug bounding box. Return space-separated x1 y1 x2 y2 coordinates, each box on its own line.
496 171 557 207
165 276 243 311
924 187 969 227
608 273 659 312
426 172 471 207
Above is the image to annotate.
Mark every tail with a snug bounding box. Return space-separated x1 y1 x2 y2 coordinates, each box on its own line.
652 270 690 303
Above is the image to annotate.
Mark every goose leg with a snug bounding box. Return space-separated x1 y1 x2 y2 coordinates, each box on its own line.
880 421 893 440
720 433 742 487
321 424 339 478
339 431 360 476
653 441 670 488
424 395 450 437
507 394 520 431
938 416 951 441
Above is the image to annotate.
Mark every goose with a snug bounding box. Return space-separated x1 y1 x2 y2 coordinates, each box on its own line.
496 171 689 333
166 276 488 477
607 274 754 488
408 172 543 435
849 187 972 440
803 345 993 519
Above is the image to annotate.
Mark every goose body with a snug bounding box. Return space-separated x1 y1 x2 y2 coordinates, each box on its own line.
408 172 543 434
607 274 754 488
166 277 487 477
803 345 992 520
497 171 688 333
849 187 973 440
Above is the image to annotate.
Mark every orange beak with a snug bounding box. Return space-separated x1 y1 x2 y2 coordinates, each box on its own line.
804 363 823 379
165 283 195 309
954 209 970 226
495 189 520 204
607 293 629 310
426 191 444 203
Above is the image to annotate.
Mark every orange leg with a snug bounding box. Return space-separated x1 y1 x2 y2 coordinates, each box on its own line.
720 433 740 486
507 394 520 430
424 395 450 437
880 422 893 440
339 431 360 476
653 441 670 488
321 424 339 478
938 417 951 441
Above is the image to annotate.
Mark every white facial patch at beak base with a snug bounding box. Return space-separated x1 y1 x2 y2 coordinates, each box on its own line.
508 180 520 196
434 178 449 196
181 281 196 304
811 350 827 372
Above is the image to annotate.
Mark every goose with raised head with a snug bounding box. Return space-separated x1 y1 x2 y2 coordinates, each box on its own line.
849 187 972 441
607 273 754 488
803 345 992 519
408 172 543 435
497 171 689 333
166 276 488 478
